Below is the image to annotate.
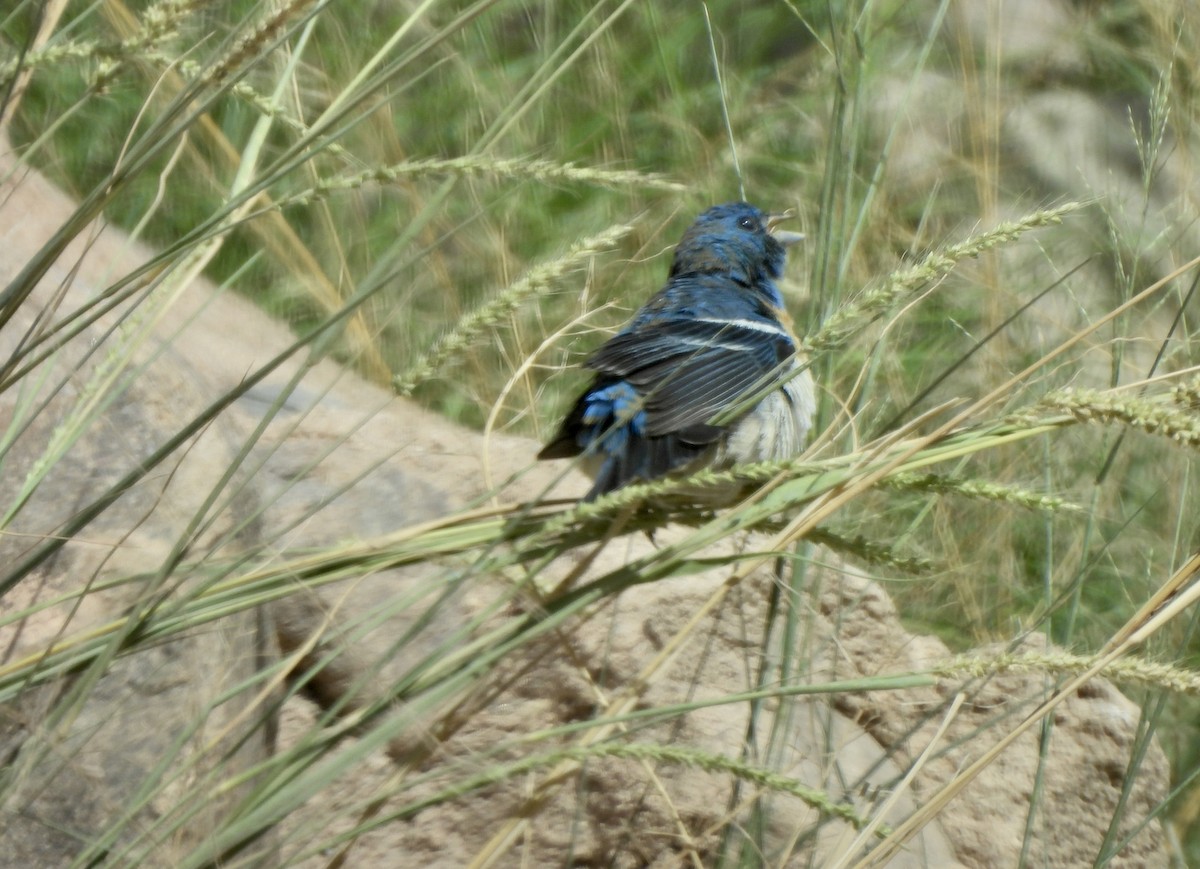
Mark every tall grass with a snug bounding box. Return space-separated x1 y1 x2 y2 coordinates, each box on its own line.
3 0 1200 864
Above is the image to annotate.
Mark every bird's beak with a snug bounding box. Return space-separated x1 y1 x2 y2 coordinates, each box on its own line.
766 209 805 246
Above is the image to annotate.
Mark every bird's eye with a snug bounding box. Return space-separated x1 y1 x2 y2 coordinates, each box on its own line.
738 216 757 230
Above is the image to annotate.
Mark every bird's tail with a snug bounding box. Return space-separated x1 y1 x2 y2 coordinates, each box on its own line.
581 430 714 501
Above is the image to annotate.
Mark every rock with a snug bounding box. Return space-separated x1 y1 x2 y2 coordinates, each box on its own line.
822 569 1169 867
0 149 274 866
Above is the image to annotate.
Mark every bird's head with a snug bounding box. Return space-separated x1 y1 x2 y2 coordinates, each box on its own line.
668 202 803 288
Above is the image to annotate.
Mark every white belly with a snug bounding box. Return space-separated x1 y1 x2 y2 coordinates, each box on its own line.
721 362 816 466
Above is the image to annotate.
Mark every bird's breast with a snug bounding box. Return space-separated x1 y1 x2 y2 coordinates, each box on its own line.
719 359 815 467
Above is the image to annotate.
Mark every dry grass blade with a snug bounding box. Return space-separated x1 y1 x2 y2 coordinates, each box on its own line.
0 0 68 128
393 222 636 396
827 692 966 869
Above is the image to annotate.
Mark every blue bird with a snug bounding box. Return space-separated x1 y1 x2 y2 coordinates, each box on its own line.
538 202 815 501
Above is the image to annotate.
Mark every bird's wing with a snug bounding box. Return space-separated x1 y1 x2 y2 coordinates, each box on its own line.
587 316 794 437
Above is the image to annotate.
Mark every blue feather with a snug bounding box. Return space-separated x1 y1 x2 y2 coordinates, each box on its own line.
539 202 815 501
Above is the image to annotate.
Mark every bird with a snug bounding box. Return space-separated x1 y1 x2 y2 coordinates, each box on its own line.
538 201 816 501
